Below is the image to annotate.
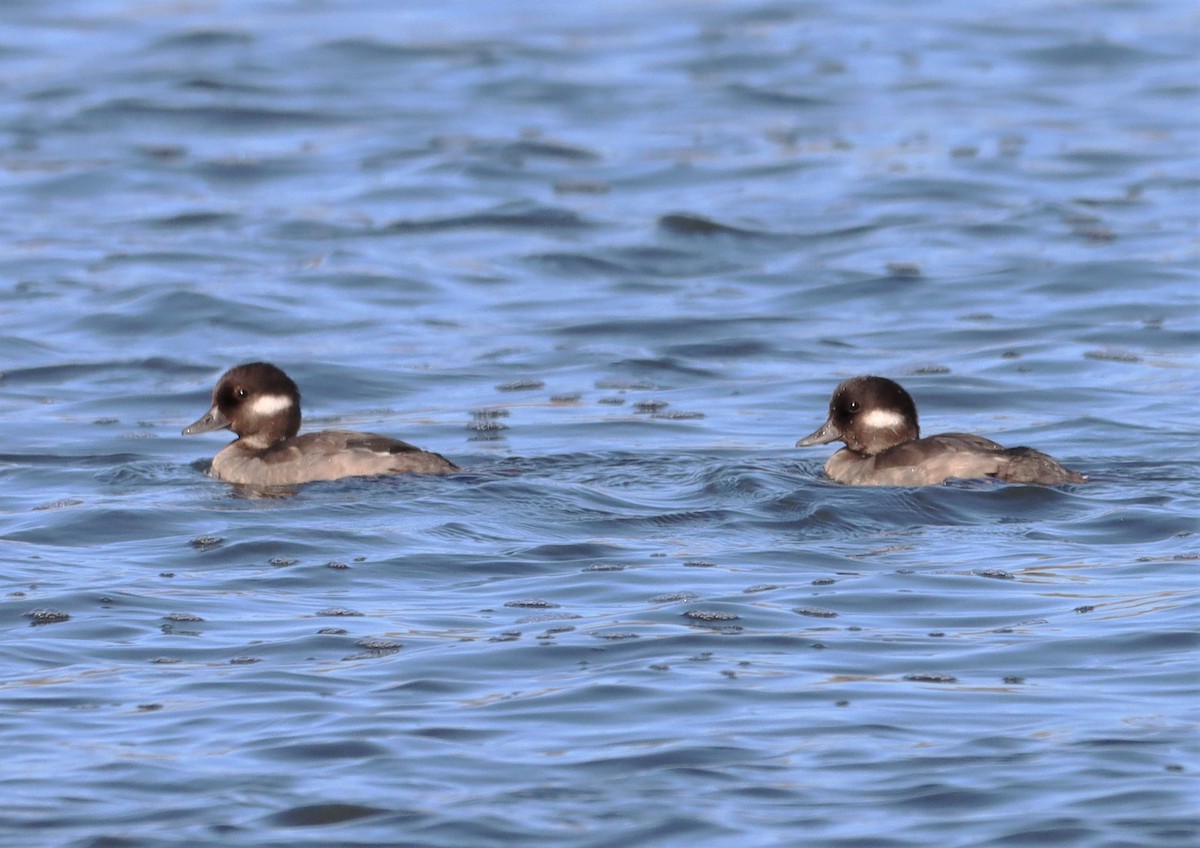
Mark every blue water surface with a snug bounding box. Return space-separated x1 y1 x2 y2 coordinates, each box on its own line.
1 1 1198 846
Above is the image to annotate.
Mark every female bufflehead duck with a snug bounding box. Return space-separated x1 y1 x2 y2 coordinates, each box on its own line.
183 362 458 486
796 375 1085 486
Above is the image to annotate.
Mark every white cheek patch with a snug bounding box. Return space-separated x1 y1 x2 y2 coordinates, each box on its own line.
248 394 294 417
860 408 906 430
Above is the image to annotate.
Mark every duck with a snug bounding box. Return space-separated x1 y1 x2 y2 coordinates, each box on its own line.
796 375 1085 486
183 362 458 486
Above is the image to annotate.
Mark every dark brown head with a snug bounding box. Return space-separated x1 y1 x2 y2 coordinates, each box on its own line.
796 375 920 456
182 362 302 449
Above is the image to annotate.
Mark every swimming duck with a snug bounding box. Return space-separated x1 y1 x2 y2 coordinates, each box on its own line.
183 362 458 486
796 375 1085 486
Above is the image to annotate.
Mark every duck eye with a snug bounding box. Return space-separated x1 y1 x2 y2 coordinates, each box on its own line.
236 387 248 399
847 400 860 413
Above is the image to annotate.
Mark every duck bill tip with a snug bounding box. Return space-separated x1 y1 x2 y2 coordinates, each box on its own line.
182 405 229 436
796 419 841 448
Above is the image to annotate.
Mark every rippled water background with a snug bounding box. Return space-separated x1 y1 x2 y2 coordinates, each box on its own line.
2 1 1198 845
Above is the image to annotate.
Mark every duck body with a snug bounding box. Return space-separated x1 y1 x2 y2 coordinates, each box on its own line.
183 362 458 487
797 376 1085 487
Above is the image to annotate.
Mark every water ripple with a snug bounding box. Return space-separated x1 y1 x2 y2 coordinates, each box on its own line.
0 1 1196 846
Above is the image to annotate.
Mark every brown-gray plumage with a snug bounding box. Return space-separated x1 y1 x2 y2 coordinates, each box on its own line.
183 362 458 486
797 376 1085 486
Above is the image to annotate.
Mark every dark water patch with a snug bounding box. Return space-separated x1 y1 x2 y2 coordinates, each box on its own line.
318 36 500 66
781 271 925 306
1059 149 1149 171
77 99 346 132
725 82 832 108
151 29 255 50
265 802 389 826
383 201 593 234
267 218 367 241
1020 41 1168 69
191 156 314 186
604 244 743 277
143 211 241 230
610 357 719 380
674 49 794 76
859 176 1012 205
95 249 248 271
886 261 922 279
658 212 781 240
663 338 774 358
292 271 440 298
553 315 790 343
254 734 388 762
500 139 601 163
554 178 610 194
473 76 625 111
524 251 635 277
178 75 276 96
504 542 632 563
134 142 187 162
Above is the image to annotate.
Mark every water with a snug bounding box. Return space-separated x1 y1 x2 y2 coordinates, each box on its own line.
1 1 1198 846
